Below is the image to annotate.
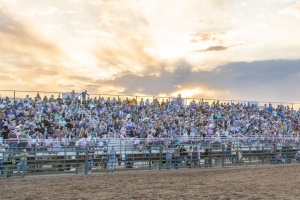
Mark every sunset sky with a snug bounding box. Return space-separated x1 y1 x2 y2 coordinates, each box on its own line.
1 0 300 102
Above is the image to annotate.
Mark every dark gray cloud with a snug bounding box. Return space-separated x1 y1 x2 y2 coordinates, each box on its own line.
96 59 300 102
193 45 228 52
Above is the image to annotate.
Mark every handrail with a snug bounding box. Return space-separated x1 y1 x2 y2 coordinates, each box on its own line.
72 99 101 128
1 135 299 145
1 89 300 105
108 127 118 139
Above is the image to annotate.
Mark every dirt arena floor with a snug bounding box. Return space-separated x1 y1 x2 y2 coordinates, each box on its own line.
1 164 300 200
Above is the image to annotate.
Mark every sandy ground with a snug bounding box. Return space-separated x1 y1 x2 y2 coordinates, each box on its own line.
1 165 300 200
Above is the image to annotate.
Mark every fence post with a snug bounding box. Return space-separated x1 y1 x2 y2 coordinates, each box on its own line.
222 144 225 168
250 145 252 164
84 146 89 174
125 145 127 169
84 147 89 174
148 147 152 171
75 148 79 174
275 143 278 165
159 145 162 170
262 146 265 165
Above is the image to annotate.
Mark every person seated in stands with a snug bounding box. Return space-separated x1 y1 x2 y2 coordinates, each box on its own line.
145 99 150 107
120 126 127 138
18 128 30 150
49 95 55 103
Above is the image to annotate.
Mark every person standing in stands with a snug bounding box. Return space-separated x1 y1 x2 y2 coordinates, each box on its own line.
19 149 28 177
101 148 108 171
71 90 76 100
108 146 116 172
204 146 213 167
0 144 5 175
6 150 15 177
179 145 188 167
86 148 95 174
270 144 276 164
80 91 89 104
166 145 174 170
295 151 300 163
193 146 200 167
173 145 180 169
231 146 238 165
187 146 193 168
176 94 183 107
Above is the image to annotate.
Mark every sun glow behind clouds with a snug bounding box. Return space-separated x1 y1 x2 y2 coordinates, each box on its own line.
171 88 203 98
1 0 300 100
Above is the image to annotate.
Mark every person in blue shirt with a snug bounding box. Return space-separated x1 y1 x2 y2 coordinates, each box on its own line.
108 146 116 172
80 91 89 104
86 148 95 174
166 145 174 169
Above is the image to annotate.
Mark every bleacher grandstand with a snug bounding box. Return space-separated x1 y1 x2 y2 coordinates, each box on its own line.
1 90 300 177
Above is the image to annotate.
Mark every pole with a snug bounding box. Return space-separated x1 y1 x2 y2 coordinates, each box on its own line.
13 90 15 102
85 147 88 174
222 144 225 168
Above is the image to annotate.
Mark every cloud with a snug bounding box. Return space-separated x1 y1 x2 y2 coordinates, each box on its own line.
0 8 71 91
291 4 300 12
193 45 228 52
280 3 300 18
1 0 300 102
190 32 225 43
94 59 300 102
0 10 64 61
192 43 244 53
0 75 16 81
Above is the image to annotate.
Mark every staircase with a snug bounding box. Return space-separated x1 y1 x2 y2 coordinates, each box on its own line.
73 100 119 142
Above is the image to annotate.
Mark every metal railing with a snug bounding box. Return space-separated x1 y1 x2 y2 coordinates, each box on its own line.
1 135 300 147
1 89 300 109
0 142 299 178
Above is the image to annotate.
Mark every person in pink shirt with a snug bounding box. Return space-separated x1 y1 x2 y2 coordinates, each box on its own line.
120 127 126 138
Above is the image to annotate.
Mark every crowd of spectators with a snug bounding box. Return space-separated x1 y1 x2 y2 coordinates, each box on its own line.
81 93 300 143
1 92 300 151
1 91 300 176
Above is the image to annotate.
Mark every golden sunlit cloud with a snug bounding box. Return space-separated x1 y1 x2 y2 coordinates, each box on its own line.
171 88 203 98
190 66 213 72
0 0 300 102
